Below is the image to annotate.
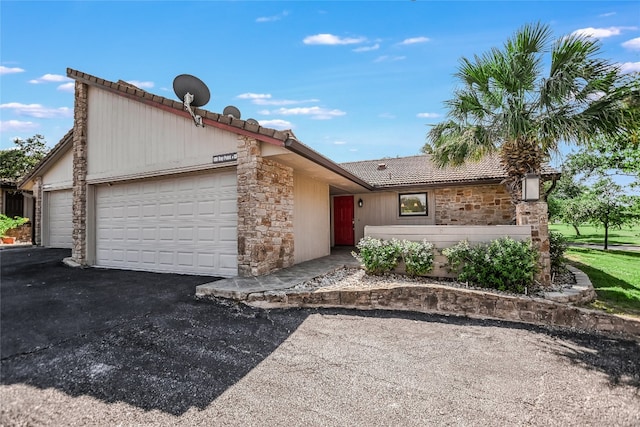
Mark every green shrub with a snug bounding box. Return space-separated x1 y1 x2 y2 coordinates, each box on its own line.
0 214 28 237
442 237 537 293
352 236 401 275
352 237 435 276
549 230 568 270
399 239 435 277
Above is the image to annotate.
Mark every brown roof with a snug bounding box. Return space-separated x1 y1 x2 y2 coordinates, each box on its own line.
341 154 559 188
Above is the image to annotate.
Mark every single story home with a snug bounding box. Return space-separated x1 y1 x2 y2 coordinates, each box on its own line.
20 68 557 280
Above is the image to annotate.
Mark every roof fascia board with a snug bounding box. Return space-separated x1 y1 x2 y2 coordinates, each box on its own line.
67 69 287 147
284 138 374 191
18 132 73 189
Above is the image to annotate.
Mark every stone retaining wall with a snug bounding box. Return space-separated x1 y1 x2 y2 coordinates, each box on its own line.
246 284 640 339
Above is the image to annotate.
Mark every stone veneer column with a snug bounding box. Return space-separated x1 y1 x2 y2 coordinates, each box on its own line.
236 136 294 277
71 81 88 264
33 176 43 245
516 202 551 286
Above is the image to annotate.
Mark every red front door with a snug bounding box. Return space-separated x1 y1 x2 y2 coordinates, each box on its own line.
334 195 354 246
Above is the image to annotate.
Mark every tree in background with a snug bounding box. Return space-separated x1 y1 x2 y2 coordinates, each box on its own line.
583 178 639 250
0 135 49 182
547 172 590 235
564 74 640 188
423 22 635 200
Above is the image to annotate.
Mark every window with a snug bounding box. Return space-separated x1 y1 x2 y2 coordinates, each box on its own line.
399 192 428 216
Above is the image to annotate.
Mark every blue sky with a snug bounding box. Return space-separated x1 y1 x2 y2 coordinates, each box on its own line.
1 0 639 166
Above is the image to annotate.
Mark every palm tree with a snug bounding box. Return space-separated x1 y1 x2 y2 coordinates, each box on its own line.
424 22 634 200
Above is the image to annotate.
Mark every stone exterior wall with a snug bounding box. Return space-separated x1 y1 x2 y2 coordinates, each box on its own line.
33 177 42 245
516 202 551 286
71 81 88 264
434 183 514 225
237 136 294 276
5 223 32 242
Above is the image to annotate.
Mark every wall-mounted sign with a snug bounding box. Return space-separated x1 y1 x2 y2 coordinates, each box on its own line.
212 152 238 164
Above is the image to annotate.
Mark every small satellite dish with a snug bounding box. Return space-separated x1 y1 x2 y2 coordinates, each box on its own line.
246 118 259 125
223 105 241 119
172 74 210 127
173 74 210 107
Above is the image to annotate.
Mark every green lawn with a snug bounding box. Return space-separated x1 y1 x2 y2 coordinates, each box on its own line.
565 247 640 315
550 223 640 246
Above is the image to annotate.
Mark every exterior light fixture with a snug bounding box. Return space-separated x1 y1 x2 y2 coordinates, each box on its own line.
358 198 364 208
521 173 540 201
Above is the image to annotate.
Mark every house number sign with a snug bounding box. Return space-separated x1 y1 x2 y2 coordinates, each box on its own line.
212 152 238 164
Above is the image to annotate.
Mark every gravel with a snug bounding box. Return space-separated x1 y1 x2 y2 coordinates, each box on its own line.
291 266 576 299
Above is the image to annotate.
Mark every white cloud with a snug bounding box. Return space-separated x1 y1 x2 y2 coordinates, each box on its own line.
259 119 293 129
237 93 319 106
353 43 380 53
237 93 272 100
619 62 640 74
378 113 396 119
571 26 636 39
622 37 640 51
256 10 289 23
272 106 346 120
126 80 154 89
374 55 406 63
28 74 71 84
257 109 271 115
399 36 430 45
599 12 616 17
0 102 73 119
0 66 25 75
417 112 442 119
303 33 366 45
57 82 75 92
333 141 347 145
0 120 39 132
349 148 358 152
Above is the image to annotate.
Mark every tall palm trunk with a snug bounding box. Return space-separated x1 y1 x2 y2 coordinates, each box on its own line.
500 138 545 202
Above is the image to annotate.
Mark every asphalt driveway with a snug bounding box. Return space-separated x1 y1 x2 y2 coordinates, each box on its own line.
1 248 639 426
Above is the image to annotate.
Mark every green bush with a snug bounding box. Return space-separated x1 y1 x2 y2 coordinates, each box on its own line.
442 237 537 293
352 236 401 275
352 237 435 276
399 239 435 277
0 214 28 237
549 230 568 270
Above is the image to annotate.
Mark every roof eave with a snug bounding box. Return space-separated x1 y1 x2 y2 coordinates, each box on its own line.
18 130 73 190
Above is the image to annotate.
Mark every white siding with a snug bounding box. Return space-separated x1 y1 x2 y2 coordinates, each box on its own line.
94 171 237 277
42 149 73 190
45 190 73 248
87 89 238 182
294 172 330 263
352 191 436 244
364 225 531 249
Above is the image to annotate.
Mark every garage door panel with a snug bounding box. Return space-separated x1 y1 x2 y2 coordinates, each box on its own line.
96 171 237 276
46 190 73 248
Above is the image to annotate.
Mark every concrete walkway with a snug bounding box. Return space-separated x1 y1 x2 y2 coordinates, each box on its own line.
196 247 360 300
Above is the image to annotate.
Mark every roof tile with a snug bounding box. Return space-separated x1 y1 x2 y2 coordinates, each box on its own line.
340 154 558 188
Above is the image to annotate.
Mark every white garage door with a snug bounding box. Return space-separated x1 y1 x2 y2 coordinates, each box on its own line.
46 189 73 248
95 171 237 277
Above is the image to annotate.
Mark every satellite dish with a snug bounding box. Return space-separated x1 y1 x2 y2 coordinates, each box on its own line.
246 118 259 125
173 74 210 107
223 105 241 119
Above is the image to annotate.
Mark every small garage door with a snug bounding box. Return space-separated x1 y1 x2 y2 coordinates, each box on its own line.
95 171 237 277
46 189 73 248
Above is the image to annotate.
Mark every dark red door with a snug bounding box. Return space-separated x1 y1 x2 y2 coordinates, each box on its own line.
334 195 354 246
